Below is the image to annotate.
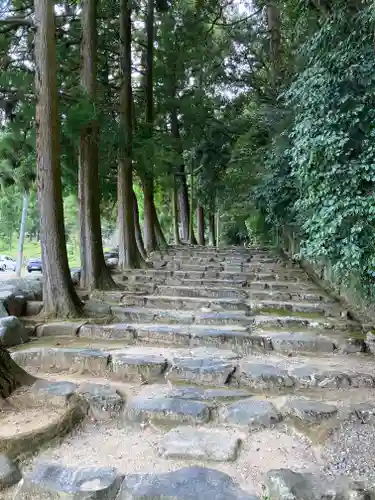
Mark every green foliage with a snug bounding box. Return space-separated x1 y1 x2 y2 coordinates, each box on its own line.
254 2 375 295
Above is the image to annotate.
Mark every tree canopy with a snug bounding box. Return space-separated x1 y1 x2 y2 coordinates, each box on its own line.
0 0 373 314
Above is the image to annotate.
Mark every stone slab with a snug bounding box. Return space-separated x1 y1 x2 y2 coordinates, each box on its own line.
159 426 242 461
110 352 168 382
79 324 136 342
15 463 124 499
124 396 211 425
218 398 281 428
267 332 335 353
119 467 257 500
131 324 191 345
0 315 28 347
282 398 338 423
166 357 236 386
12 348 110 376
167 387 251 402
82 299 112 317
235 362 294 391
266 469 373 500
0 454 21 490
0 290 26 316
350 403 375 423
0 277 42 301
77 382 125 420
290 366 375 389
189 329 259 352
138 295 249 312
0 299 8 318
155 285 247 299
36 322 85 338
25 301 43 316
30 380 78 407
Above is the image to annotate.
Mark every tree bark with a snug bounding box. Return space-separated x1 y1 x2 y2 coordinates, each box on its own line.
34 0 81 317
208 210 216 247
178 167 190 242
172 177 181 245
171 106 190 241
152 200 168 248
133 190 147 260
16 189 29 277
0 346 35 400
79 0 115 290
118 0 140 269
141 0 158 255
188 164 197 245
142 177 157 253
197 205 205 245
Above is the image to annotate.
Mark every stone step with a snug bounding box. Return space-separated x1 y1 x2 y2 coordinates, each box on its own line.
159 262 299 273
159 426 242 461
120 294 249 312
252 313 361 332
11 346 240 386
119 284 249 299
78 322 262 353
17 463 258 499
153 285 248 299
248 290 332 303
249 280 320 291
123 269 306 281
152 253 280 263
13 346 375 392
125 274 249 287
172 277 248 287
22 320 351 356
112 306 251 326
14 443 375 498
249 299 339 316
253 330 336 354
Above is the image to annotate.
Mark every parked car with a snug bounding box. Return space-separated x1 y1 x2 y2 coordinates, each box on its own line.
27 258 43 273
0 255 16 271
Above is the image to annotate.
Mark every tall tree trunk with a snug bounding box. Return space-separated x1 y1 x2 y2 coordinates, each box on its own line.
118 0 140 269
0 346 35 400
79 0 115 290
142 177 157 253
208 210 216 247
141 0 158 254
133 190 147 260
16 189 29 277
178 168 190 241
152 201 167 248
171 106 190 241
34 0 81 317
197 205 205 246
188 164 197 245
78 165 87 284
172 177 181 245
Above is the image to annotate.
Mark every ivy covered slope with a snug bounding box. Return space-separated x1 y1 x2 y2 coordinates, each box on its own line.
225 0 375 300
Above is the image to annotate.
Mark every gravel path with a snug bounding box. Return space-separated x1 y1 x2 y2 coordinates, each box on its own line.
19 421 320 496
323 421 375 481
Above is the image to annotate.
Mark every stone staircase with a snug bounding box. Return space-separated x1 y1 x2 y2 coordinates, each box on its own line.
4 246 375 499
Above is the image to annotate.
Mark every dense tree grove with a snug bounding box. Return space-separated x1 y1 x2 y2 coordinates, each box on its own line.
0 0 373 316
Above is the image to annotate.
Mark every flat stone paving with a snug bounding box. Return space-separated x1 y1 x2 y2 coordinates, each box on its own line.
6 246 375 498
